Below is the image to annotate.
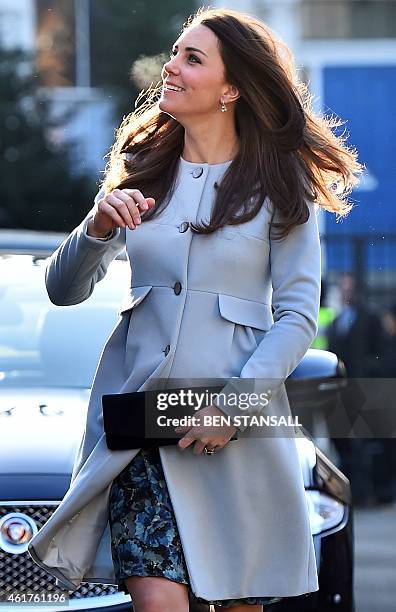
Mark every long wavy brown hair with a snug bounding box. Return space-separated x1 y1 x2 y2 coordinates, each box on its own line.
102 7 363 240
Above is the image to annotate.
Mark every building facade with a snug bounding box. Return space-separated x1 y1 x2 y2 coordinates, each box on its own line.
1 0 395 301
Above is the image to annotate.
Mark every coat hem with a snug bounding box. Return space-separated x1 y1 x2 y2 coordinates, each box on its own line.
27 544 80 592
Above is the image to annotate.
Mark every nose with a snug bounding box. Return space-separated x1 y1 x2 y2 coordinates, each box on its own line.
162 55 180 78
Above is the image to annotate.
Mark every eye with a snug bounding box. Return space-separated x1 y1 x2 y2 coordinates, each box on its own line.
169 50 200 64
187 54 200 63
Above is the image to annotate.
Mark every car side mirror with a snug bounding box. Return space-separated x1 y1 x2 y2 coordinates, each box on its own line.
285 349 347 410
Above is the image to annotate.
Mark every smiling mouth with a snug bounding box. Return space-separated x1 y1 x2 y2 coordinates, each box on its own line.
163 85 185 92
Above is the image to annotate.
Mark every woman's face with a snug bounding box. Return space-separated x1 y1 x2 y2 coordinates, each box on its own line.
159 24 232 121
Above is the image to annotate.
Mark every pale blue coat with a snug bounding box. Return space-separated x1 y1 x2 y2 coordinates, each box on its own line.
28 156 321 601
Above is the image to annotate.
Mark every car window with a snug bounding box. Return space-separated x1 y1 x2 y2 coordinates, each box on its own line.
0 254 129 388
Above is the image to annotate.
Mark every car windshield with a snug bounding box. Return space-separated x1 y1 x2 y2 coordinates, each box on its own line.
0 253 129 388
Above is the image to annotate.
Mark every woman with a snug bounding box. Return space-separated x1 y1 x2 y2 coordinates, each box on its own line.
28 7 362 612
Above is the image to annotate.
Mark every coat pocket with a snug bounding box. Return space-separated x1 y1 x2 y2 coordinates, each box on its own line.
218 294 273 349
118 285 153 315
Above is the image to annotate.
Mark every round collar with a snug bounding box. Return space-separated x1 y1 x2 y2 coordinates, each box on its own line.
179 155 233 169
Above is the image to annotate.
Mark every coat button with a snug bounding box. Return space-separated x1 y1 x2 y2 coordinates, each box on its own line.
179 221 190 233
173 282 182 295
192 167 204 178
164 344 170 356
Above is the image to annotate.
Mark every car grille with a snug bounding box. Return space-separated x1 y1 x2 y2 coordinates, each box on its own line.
0 504 119 600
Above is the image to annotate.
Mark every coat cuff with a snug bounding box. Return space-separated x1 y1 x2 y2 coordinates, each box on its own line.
81 215 121 246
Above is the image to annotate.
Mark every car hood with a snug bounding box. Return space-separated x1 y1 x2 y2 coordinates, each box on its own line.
0 389 317 485
0 387 89 474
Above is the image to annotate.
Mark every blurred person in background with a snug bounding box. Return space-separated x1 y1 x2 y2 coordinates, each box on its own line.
328 272 385 505
370 303 396 505
379 303 396 377
310 279 336 350
328 272 382 377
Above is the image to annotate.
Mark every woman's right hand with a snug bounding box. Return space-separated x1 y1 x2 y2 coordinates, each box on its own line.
87 188 156 238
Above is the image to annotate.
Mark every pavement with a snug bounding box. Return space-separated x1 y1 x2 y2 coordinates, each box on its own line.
353 501 396 612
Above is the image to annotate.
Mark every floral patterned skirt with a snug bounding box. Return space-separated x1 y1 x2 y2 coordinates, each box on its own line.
108 446 285 608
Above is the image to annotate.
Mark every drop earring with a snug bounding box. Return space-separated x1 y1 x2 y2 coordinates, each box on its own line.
220 100 227 113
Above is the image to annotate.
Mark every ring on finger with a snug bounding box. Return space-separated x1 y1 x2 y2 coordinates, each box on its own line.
136 201 148 212
204 445 216 455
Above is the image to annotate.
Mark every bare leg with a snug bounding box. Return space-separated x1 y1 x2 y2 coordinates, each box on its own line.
124 575 189 612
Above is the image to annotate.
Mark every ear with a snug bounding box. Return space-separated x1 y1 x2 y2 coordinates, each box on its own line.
222 84 240 104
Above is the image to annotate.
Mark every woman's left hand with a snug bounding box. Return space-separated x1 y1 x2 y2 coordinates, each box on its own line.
175 404 237 454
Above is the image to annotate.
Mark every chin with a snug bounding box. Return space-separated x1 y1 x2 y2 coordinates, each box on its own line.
158 99 180 122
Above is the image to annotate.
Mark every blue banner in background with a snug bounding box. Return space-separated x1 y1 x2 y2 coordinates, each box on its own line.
323 65 396 272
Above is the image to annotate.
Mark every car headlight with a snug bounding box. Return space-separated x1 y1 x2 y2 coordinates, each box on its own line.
305 490 345 535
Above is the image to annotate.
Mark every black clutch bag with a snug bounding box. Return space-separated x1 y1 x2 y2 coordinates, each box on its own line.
102 386 238 450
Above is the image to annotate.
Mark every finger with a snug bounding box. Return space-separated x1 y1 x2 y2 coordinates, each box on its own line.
174 426 190 433
178 436 195 450
193 440 207 455
106 193 136 229
204 438 226 449
97 200 127 228
122 189 151 214
114 189 142 226
113 189 145 229
126 192 156 218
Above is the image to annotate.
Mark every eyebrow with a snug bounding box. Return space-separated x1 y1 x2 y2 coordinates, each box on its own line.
172 44 208 57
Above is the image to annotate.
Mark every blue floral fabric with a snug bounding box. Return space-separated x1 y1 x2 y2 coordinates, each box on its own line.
108 447 285 608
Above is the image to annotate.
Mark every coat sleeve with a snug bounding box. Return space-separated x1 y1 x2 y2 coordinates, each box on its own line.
45 188 126 306
215 199 322 432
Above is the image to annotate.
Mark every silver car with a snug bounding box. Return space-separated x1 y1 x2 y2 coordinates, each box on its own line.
0 232 353 611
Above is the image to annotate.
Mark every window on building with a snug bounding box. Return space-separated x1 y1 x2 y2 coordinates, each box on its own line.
35 0 76 87
302 0 396 39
